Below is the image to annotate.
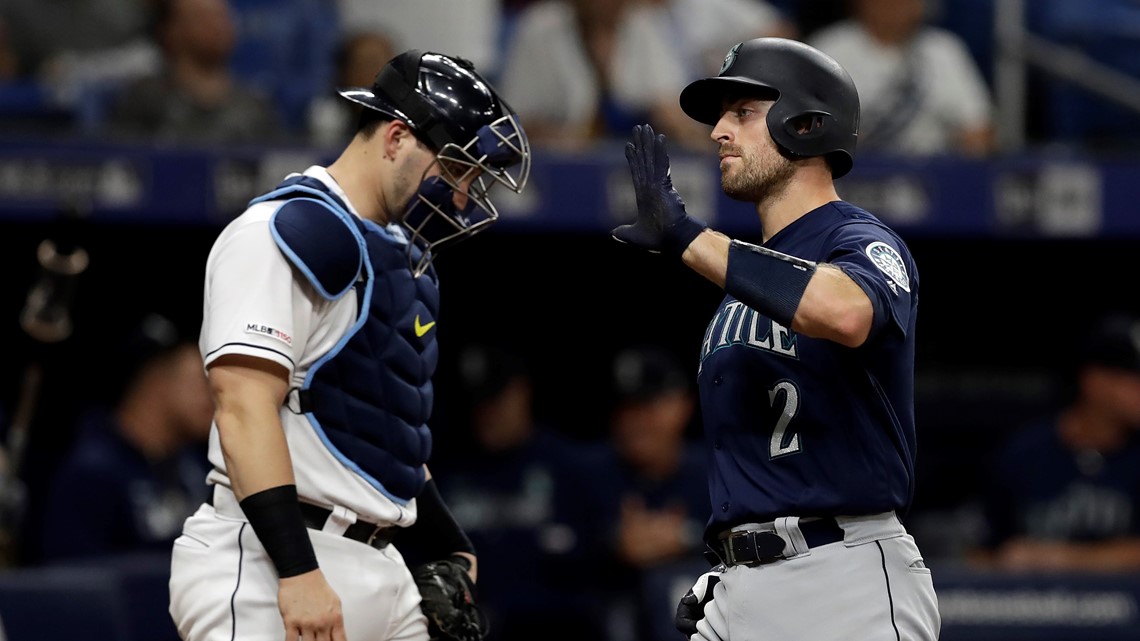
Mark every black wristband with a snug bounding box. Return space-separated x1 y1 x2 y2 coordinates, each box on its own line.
239 485 319 578
725 240 817 328
395 479 474 567
666 215 708 258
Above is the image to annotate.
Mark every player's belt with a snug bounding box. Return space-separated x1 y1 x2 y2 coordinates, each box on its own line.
709 517 845 567
297 503 399 550
206 488 398 550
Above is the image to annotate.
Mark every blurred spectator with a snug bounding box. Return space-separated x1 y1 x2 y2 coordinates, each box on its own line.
225 0 340 133
580 345 708 641
0 18 19 81
0 0 159 106
659 0 798 77
307 29 397 149
336 0 503 78
497 0 706 151
778 0 848 39
0 15 77 136
105 0 284 146
432 344 604 641
972 313 1140 572
605 346 706 568
807 0 995 156
31 313 213 564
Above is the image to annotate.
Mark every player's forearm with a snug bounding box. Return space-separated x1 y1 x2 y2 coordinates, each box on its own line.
396 469 477 581
681 228 731 287
423 467 477 580
682 230 873 346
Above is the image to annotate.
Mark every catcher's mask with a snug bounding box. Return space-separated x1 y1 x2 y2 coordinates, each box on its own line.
339 50 530 277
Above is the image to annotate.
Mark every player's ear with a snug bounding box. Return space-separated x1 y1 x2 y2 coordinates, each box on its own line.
381 120 415 160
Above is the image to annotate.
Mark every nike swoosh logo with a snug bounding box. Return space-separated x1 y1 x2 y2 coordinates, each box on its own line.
414 315 436 337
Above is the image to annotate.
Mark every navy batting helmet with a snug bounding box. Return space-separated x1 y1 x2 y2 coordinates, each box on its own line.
339 50 530 276
679 38 860 178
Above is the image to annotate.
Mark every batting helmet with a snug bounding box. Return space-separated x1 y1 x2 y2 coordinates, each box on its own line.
339 50 530 276
679 38 860 178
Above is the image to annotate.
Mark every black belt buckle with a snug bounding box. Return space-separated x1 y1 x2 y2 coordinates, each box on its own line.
721 532 745 567
712 518 845 567
364 525 393 549
722 529 787 567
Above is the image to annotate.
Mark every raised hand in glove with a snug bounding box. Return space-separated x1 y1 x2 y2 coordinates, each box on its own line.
612 123 707 258
411 555 489 641
675 564 726 641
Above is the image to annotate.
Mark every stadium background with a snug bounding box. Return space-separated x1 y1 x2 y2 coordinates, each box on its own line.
2 0 1140 640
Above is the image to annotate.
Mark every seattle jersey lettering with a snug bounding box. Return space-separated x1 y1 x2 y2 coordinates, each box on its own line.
700 300 798 366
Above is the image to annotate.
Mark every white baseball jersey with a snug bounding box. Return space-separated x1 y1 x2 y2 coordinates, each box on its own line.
171 166 430 641
198 165 417 528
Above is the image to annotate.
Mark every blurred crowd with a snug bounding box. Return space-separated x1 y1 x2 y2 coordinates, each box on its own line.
4 0 1136 153
0 0 1043 155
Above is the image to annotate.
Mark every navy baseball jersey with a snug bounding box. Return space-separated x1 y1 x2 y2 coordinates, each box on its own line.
699 200 919 533
985 418 1140 546
39 409 211 562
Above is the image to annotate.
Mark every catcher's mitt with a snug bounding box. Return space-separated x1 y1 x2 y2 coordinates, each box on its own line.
411 556 489 641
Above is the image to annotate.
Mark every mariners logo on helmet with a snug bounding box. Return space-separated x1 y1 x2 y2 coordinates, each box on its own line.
720 43 741 75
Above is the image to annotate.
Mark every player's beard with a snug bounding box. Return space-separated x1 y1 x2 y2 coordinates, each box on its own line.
720 144 796 205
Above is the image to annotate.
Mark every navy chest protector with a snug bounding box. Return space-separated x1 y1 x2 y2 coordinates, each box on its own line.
250 175 438 504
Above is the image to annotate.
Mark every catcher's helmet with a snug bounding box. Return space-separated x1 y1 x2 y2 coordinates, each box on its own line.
679 38 860 178
339 50 530 276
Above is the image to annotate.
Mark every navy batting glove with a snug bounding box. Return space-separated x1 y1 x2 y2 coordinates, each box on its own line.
612 124 706 258
675 565 724 639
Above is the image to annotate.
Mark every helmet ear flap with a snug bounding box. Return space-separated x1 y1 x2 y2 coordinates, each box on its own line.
782 111 831 141
769 105 843 164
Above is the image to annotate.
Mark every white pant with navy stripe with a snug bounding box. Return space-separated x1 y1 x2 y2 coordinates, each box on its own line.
703 512 940 641
168 488 427 641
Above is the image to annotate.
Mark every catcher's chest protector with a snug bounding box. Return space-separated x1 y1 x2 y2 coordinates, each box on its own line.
252 176 438 504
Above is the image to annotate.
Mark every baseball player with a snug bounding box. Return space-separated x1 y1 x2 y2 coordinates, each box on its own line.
168 50 529 641
612 38 940 640
979 313 1140 572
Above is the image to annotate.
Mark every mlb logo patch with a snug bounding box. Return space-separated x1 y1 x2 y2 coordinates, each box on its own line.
245 322 293 346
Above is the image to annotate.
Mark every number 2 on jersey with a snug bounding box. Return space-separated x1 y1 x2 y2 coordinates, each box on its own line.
768 380 802 458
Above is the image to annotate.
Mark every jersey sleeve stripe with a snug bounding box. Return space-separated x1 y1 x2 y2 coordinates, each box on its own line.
203 342 297 370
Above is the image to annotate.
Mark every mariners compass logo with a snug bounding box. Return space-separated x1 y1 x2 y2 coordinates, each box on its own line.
866 241 910 293
720 43 742 75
